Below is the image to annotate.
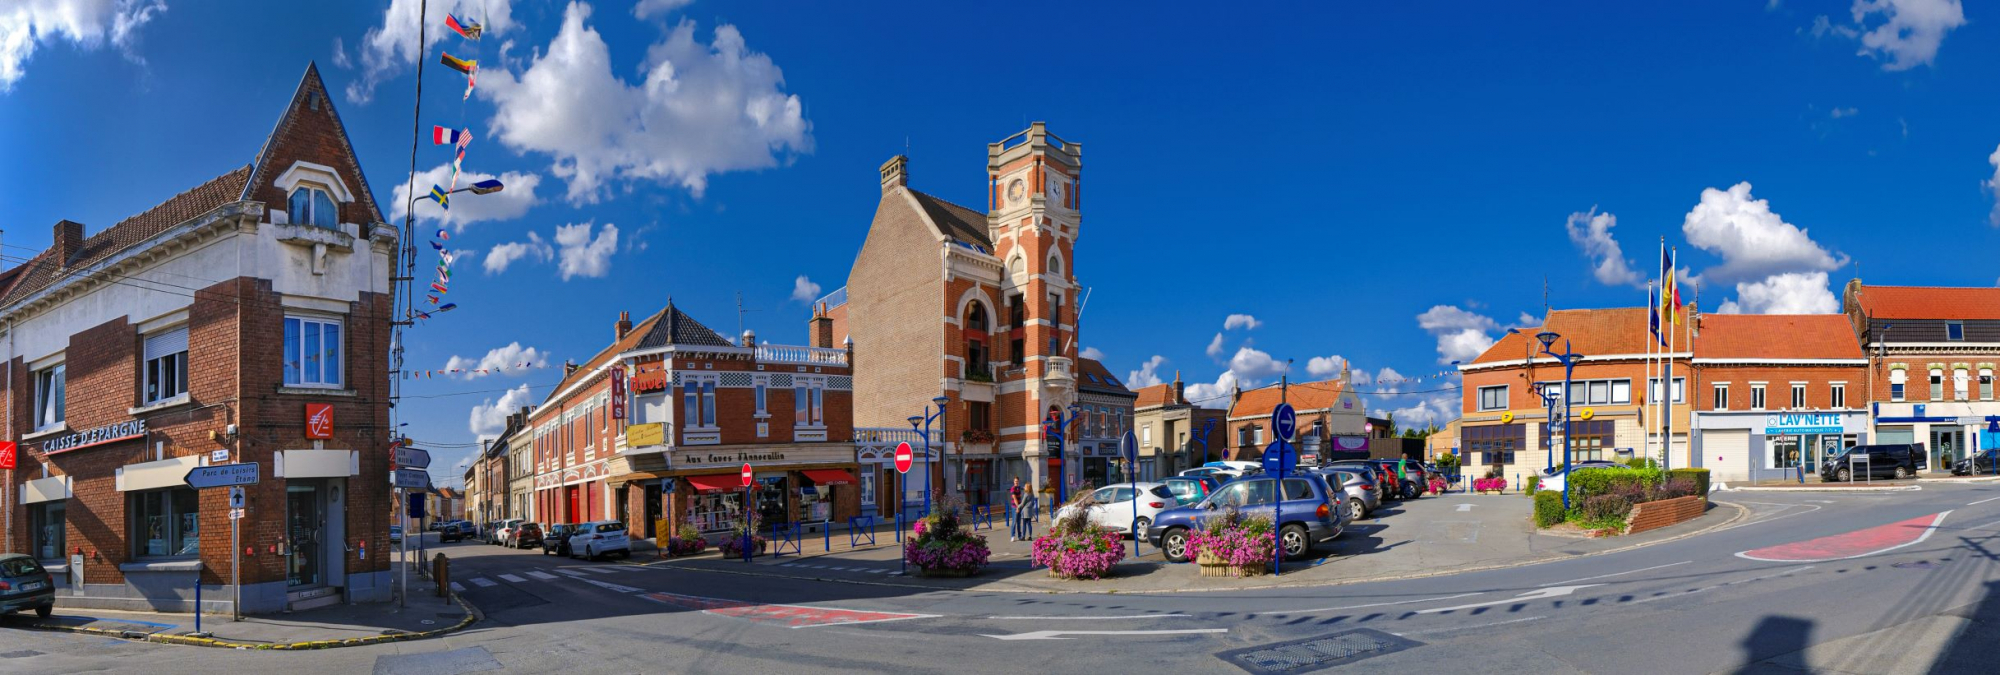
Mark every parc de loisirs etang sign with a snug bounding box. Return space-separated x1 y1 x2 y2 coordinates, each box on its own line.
42 419 149 455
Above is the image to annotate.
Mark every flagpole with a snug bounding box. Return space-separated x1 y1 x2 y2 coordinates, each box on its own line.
1646 280 1657 466
1665 246 1677 472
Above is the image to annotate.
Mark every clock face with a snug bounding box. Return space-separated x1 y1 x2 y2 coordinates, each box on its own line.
1050 179 1066 202
1006 179 1025 204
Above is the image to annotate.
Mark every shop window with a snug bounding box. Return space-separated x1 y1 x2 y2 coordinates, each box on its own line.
33 363 64 430
1831 383 1846 408
1566 420 1614 462
688 491 740 533
282 316 343 387
287 186 338 228
1466 424 1524 466
1750 385 1766 410
142 326 189 405
1790 384 1807 409
1713 384 1729 410
31 501 65 561
130 487 200 559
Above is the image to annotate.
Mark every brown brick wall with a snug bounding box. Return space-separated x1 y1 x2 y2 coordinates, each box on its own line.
848 190 949 429
1626 494 1706 535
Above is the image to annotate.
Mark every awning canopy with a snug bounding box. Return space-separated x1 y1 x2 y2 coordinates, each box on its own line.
607 471 671 488
685 474 743 493
801 469 856 486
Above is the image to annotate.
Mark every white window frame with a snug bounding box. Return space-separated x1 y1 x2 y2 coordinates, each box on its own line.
1750 383 1767 411
283 315 344 388
1713 383 1729 411
1982 370 1994 401
1648 377 1686 404
1790 383 1807 410
1890 368 1908 402
1830 382 1847 408
287 185 339 228
1954 368 1971 401
34 363 65 431
683 376 718 430
1931 369 1945 401
142 325 190 406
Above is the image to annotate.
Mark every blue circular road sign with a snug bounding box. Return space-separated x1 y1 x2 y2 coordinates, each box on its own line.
1120 430 1139 465
1272 403 1298 442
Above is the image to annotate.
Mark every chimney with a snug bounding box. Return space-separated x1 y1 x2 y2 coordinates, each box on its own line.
879 155 909 194
53 220 84 268
741 329 757 349
810 302 834 348
564 359 578 375
1173 370 1185 405
615 311 632 341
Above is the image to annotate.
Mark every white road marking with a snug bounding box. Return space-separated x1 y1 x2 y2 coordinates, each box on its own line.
1393 616 1546 637
1969 496 2000 506
1416 585 1601 614
449 582 465 592
1286 593 1482 614
469 577 498 588
1456 504 1473 512
578 567 619 574
1630 566 1814 605
1735 511 1953 563
1538 560 1691 586
1715 502 1823 533
985 614 1191 620
556 569 588 577
781 564 800 568
980 629 1228 641
527 571 558 580
581 579 646 594
498 574 526 583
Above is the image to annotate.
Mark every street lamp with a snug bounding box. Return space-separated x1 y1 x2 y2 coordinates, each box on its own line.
907 395 950 521
1536 383 1561 471
450 179 505 196
1535 331 1585 510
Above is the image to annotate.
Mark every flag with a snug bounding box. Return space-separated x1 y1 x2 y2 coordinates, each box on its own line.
431 282 449 294
446 13 482 40
440 250 456 265
427 294 440 304
431 240 445 251
437 229 450 241
428 184 449 209
1649 284 1662 346
1661 248 1683 325
430 126 473 147
437 303 458 313
464 71 476 100
440 53 477 75
450 148 464 191
436 266 451 282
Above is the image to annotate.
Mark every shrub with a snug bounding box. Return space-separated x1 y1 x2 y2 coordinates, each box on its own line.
1624 457 1660 470
1576 494 1634 528
1665 468 1710 497
1524 475 1541 495
1569 467 1663 500
667 519 708 557
1533 490 1566 528
905 492 991 574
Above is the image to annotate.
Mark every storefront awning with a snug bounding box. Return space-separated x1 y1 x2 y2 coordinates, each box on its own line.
685 474 742 493
801 469 856 486
607 471 670 488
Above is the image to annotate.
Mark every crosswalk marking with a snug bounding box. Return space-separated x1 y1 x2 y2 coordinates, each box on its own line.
556 569 588 577
469 577 498 588
581 566 620 574
581 578 646 594
527 571 559 580
498 574 526 583
449 582 465 592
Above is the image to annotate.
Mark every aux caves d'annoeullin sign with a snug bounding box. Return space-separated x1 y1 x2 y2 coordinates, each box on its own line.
1764 412 1845 436
42 420 148 455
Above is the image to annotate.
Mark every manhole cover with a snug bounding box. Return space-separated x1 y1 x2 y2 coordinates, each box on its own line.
0 650 44 659
1215 628 1421 673
1893 561 1935 569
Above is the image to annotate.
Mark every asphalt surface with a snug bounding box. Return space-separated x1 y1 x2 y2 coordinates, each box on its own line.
7 483 2000 673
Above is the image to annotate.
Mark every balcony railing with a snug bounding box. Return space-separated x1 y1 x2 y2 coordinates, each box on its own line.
856 428 941 445
756 344 848 366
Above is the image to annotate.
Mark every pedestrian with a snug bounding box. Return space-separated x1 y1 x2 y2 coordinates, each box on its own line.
1007 477 1025 541
1019 487 1040 541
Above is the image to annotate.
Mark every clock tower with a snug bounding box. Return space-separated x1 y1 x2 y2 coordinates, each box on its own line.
986 123 1083 489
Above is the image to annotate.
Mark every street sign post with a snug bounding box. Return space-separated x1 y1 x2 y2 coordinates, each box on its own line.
1121 429 1140 553
740 463 754 563
893 441 914 474
391 468 432 490
185 463 261 489
392 446 432 470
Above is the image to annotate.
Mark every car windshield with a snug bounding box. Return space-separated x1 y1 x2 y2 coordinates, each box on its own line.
1 557 43 576
597 522 627 533
1148 485 1174 499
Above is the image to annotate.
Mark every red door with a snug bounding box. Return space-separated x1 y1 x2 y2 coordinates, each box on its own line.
566 486 580 523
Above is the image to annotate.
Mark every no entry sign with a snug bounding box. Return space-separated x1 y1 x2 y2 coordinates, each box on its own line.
894 441 914 474
741 463 754 487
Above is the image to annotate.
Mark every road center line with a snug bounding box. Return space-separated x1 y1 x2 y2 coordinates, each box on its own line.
985 614 1191 620
1539 560 1691 586
1630 566 1814 605
1285 593 1482 613
1393 615 1545 637
1968 496 2000 506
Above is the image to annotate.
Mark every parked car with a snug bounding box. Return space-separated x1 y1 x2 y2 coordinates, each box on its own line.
389 525 403 545
1204 460 1261 473
1315 468 1380 518
1823 444 1924 481
487 519 521 546
1953 450 2000 476
1178 467 1224 480
1054 482 1179 534
511 522 544 549
1147 475 1346 563
1328 460 1395 502
568 521 632 560
1536 460 1627 494
542 524 576 557
0 554 56 619
439 522 466 543
1371 459 1427 499
1162 476 1219 505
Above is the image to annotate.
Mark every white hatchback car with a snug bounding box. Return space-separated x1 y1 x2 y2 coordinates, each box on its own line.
567 521 632 560
1054 482 1177 535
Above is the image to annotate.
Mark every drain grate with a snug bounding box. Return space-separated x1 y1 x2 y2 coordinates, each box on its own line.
1216 628 1421 673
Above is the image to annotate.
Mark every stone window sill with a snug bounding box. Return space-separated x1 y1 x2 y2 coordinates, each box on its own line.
278 386 357 397
119 559 203 573
22 424 68 442
129 396 194 416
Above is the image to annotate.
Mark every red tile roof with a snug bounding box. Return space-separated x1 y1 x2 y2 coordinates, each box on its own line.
1229 379 1347 418
1470 307 1694 365
1694 314 1862 360
1852 285 2000 321
1133 383 1173 409
0 166 251 307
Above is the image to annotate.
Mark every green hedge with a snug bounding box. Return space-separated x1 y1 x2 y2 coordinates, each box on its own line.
1524 475 1541 495
1666 468 1710 497
1533 490 1566 528
1568 467 1663 499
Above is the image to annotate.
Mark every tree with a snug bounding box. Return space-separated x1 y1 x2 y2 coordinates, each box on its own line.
1436 452 1460 471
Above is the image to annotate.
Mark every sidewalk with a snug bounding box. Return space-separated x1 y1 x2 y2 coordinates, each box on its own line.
647 491 1745 593
1 561 476 650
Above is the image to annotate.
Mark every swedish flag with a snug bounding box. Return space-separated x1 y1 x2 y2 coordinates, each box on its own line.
428 184 449 210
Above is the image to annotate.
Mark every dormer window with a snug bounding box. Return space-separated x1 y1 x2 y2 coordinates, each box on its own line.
289 186 338 228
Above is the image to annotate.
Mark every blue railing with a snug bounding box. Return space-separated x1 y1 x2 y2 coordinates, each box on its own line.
970 506 996 531
848 516 876 548
771 522 801 557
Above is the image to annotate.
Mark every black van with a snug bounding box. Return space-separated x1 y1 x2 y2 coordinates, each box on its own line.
1821 444 1925 481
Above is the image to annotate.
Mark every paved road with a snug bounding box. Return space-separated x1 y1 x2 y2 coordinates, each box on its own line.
8 484 2000 673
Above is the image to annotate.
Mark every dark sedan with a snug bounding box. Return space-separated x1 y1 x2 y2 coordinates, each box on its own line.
439 522 466 543
0 554 56 619
542 524 576 556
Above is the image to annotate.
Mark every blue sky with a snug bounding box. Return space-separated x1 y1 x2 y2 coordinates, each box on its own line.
4 0 1999 484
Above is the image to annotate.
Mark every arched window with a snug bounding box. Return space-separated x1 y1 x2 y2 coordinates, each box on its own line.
1047 253 1063 276
289 187 338 228
966 302 988 332
1008 256 1026 279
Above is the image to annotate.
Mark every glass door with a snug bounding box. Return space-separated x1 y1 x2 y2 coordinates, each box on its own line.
1931 427 1966 472
286 484 321 588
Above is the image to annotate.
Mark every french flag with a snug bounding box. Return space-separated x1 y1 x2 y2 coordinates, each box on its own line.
431 126 472 147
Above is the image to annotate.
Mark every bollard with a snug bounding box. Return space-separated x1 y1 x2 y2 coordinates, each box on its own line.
434 553 450 601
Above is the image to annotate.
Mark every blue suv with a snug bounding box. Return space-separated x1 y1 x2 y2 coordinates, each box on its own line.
1145 475 1346 563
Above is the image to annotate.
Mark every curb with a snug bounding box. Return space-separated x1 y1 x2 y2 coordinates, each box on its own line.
27 592 481 650
649 500 1753 595
1726 485 1922 493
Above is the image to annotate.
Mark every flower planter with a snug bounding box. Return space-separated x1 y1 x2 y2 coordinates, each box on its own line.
1195 552 1267 578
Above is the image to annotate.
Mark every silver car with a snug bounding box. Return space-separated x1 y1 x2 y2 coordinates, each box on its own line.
1316 468 1380 519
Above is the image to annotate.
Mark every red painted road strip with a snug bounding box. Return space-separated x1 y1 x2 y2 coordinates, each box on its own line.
1736 511 1952 562
642 591 936 628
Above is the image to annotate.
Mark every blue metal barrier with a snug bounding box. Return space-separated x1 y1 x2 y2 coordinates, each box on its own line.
848 516 876 548
970 506 996 531
894 512 904 544
771 522 801 557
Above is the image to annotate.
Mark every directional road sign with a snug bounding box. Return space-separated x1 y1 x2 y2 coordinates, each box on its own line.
1272 403 1297 443
185 462 261 489
228 487 246 509
392 446 432 470
390 468 432 490
894 442 914 474
1120 430 1139 465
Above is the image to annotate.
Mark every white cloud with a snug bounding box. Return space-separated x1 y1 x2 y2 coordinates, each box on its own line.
0 0 165 92
1306 356 1345 378
790 275 821 303
1985 143 2000 226
347 0 518 104
1517 312 1539 327
1851 0 1965 71
633 0 694 19
1127 355 1167 389
1183 370 1243 410
480 2 812 202
1680 182 1847 315
1080 346 1105 361
469 383 533 437
483 232 553 274
1809 15 1861 39
1390 394 1460 427
1417 305 1500 365
444 342 549 379
1228 346 1288 381
1205 333 1226 360
330 37 351 69
390 163 544 231
1830 107 1859 119
554 221 619 280
1565 207 1642 287
1222 314 1261 330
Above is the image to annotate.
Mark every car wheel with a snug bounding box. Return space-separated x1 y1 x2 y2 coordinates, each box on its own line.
1894 466 1913 479
35 604 52 619
1161 527 1191 563
586 546 596 561
1837 467 1852 482
1349 498 1366 519
1280 524 1309 560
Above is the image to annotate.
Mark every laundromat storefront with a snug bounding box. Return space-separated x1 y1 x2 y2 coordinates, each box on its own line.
660 444 861 540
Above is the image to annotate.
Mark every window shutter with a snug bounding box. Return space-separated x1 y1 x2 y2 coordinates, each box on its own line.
145 327 189 360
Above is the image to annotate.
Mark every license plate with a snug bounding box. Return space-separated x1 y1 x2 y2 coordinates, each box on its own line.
20 581 44 591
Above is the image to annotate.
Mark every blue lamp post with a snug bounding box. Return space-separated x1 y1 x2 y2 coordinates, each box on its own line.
1535 331 1585 510
1044 405 1083 507
1537 384 1561 471
907 395 950 521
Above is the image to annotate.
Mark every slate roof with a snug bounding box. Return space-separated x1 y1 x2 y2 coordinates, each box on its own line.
0 166 251 307
908 189 992 249
634 302 735 350
540 309 667 406
1076 358 1135 398
1852 285 2000 321
1694 314 1863 360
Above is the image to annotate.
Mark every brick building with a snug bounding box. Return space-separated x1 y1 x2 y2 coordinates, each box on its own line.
1072 358 1138 486
829 123 1088 502
3 65 394 614
1225 375 1367 464
473 410 526 527
530 304 860 543
1131 373 1228 480
1684 313 1869 484
1844 282 2000 471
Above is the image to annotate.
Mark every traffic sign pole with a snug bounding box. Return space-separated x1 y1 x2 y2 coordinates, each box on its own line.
1121 428 1140 556
740 464 754 563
